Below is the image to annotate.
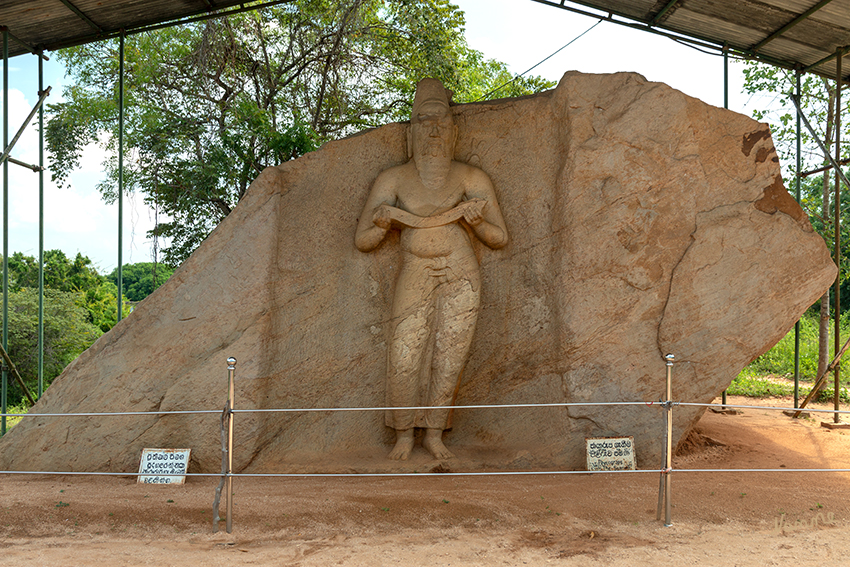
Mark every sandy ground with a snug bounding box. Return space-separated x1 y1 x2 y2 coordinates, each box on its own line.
2 396 850 566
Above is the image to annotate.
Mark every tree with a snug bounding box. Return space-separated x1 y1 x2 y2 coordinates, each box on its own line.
5 250 129 332
107 262 175 302
5 288 101 405
46 0 555 266
743 62 850 384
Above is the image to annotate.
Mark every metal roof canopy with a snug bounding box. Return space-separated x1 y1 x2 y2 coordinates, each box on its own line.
533 0 850 83
0 0 293 58
0 0 847 82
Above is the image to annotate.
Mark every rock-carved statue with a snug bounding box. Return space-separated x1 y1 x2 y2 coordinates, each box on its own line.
355 78 509 460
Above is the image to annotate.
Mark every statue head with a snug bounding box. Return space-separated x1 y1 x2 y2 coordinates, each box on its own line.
407 78 458 162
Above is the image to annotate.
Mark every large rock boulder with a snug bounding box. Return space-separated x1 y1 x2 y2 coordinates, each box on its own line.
0 72 835 474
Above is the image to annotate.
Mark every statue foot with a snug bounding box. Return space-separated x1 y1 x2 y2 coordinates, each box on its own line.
388 429 414 460
423 428 454 460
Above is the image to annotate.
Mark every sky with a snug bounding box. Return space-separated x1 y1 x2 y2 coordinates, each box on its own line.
0 0 772 273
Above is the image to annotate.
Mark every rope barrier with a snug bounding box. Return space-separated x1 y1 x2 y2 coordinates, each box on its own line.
676 468 850 473
3 400 846 420
0 400 658 419
4 355 850 533
0 468 661 477
230 401 652 414
3 466 849 478
2 410 221 417
680 402 850 415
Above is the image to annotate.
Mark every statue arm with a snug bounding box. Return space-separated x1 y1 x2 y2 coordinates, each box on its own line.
463 169 509 249
355 172 397 252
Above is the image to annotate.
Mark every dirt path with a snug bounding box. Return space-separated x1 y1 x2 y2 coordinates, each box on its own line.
1 396 849 565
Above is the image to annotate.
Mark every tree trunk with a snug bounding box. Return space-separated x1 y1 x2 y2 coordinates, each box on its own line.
815 84 837 396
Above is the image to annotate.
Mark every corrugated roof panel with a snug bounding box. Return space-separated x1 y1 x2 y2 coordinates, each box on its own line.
3 0 850 82
809 0 850 26
759 0 827 12
663 9 761 49
763 36 836 68
533 0 850 81
0 0 249 57
772 18 850 54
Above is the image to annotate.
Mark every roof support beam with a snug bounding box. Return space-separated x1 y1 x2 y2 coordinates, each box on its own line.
58 0 103 33
532 0 848 84
0 27 47 60
46 0 293 53
804 45 850 75
649 0 680 26
752 0 837 52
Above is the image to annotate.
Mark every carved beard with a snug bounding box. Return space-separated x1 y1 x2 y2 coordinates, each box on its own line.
414 139 451 190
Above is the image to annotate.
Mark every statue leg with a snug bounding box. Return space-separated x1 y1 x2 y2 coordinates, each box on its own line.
422 278 480 459
386 276 435 460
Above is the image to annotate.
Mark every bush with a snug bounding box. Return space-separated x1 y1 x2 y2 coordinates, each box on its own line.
741 312 850 385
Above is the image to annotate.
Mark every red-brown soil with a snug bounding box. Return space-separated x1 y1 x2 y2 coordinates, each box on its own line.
1 396 849 566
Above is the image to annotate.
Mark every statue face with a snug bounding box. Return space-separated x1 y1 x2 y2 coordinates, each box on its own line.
410 100 456 161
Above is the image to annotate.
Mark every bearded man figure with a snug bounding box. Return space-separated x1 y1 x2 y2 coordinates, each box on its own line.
355 78 509 461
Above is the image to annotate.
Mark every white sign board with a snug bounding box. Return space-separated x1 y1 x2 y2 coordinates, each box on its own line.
138 448 191 484
585 437 636 471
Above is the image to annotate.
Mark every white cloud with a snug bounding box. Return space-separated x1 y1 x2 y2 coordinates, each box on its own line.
1 87 162 273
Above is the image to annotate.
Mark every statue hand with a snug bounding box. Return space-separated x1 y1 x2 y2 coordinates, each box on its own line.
463 200 486 227
373 204 393 230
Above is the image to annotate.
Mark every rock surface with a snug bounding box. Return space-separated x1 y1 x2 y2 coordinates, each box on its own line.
0 72 836 474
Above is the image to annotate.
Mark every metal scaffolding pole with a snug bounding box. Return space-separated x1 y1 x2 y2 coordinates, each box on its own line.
834 49 842 424
790 97 850 192
722 48 729 410
38 52 44 398
2 28 8 435
117 31 124 322
795 69 802 409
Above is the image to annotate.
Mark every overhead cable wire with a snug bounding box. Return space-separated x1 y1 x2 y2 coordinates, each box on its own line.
476 18 603 102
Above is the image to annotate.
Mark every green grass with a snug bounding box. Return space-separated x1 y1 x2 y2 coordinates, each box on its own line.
728 370 795 398
731 311 850 402
727 372 850 403
743 312 850 384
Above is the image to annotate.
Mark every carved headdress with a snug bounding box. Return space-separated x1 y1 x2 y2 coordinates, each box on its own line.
411 78 453 114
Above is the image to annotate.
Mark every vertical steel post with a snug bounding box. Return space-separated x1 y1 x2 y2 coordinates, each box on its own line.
723 49 729 110
794 69 802 409
835 50 842 424
656 354 675 526
722 50 728 410
38 52 44 398
2 28 8 435
226 356 236 534
117 31 124 322
664 353 674 526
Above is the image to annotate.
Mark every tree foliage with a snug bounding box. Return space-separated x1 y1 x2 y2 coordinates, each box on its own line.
5 288 101 405
6 250 130 332
107 262 174 302
742 62 848 177
46 0 555 265
0 253 174 404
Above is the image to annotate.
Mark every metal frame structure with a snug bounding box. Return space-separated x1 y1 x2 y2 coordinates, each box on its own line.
0 2 847 427
531 0 850 83
0 0 306 433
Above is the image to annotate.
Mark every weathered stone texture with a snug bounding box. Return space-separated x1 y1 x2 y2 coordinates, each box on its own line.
0 72 835 473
